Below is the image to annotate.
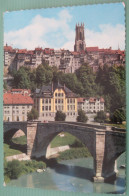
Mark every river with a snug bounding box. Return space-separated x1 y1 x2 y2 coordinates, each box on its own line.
7 153 125 194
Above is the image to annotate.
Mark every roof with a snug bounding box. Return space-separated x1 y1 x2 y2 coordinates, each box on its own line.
35 47 43 51
77 97 105 103
4 93 34 105
77 98 85 103
34 83 78 98
4 45 16 53
86 47 99 52
17 49 27 54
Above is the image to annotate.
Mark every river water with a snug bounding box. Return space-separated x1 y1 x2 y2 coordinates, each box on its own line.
7 153 126 194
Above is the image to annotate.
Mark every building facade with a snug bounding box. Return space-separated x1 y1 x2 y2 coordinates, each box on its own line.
77 97 104 113
3 93 33 121
33 83 78 122
4 24 125 75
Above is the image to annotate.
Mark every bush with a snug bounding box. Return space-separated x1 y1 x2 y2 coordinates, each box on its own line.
57 147 91 161
111 108 126 124
94 111 106 123
27 108 39 121
4 160 22 179
77 109 88 123
4 159 46 183
55 111 66 121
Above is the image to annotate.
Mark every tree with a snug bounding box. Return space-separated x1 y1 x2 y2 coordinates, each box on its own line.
94 111 106 123
5 160 22 179
77 109 88 123
27 108 39 121
13 67 31 89
76 64 97 96
55 111 66 121
111 108 126 124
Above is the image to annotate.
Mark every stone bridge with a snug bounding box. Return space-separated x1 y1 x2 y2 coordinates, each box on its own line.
3 121 126 182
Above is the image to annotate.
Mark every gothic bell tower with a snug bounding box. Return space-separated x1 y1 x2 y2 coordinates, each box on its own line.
74 23 86 52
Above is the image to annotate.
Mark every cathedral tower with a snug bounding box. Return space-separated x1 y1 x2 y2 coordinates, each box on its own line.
74 23 86 52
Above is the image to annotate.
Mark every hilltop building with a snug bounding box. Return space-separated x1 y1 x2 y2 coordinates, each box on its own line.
33 83 78 122
4 23 125 75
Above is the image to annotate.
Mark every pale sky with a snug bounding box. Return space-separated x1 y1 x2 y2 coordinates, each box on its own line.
4 3 125 50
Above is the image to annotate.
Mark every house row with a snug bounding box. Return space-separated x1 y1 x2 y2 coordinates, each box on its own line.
3 85 104 122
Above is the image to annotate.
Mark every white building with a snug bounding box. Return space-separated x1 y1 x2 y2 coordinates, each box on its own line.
3 93 33 121
77 97 105 113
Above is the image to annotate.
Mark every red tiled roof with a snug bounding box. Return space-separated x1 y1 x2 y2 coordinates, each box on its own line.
86 47 99 52
4 93 34 105
35 47 42 51
4 45 16 53
100 97 105 103
17 49 27 54
89 97 96 103
77 98 85 103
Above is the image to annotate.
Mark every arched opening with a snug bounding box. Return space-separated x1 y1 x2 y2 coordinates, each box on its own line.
116 152 126 175
4 128 27 156
45 131 94 181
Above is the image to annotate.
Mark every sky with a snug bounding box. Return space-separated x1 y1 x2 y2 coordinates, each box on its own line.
4 3 125 51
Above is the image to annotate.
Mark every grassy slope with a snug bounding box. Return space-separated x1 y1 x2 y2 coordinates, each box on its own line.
51 132 78 148
4 143 22 157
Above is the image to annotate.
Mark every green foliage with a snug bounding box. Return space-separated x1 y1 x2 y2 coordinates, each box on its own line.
4 143 22 157
4 159 46 183
111 108 126 124
12 136 27 145
57 147 91 161
55 110 66 121
51 132 83 148
94 111 106 123
77 109 88 123
76 64 97 96
27 107 39 121
3 81 8 90
96 65 126 113
4 160 22 179
13 67 31 89
12 62 125 117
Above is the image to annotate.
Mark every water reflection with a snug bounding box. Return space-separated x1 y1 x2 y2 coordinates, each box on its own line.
7 156 125 194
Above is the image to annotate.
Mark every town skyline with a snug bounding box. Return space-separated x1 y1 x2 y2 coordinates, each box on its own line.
4 3 125 51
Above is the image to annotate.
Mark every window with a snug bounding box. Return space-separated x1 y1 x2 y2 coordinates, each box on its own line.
42 99 44 103
58 99 60 104
42 106 44 111
70 99 72 103
27 105 29 108
22 106 25 109
49 99 51 104
58 93 60 97
45 106 48 111
67 99 69 104
55 93 57 97
49 106 51 111
55 99 57 104
46 99 48 104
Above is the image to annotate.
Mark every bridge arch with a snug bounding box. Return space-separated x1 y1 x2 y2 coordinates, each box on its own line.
45 131 92 159
32 123 96 159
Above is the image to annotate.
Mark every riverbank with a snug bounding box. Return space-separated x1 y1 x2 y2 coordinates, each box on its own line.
4 133 91 183
4 159 46 183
